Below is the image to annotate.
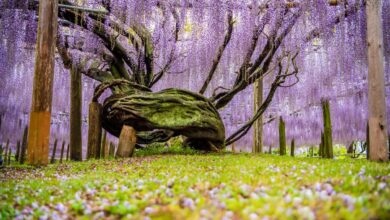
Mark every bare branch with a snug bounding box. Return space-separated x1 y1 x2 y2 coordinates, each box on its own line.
199 10 234 94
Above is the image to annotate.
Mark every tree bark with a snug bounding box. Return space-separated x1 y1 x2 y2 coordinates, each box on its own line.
366 0 388 162
117 125 137 158
70 66 83 161
27 0 58 166
253 79 263 153
87 102 102 159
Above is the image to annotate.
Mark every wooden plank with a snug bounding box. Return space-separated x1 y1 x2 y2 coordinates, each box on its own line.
70 66 82 161
117 126 137 158
27 0 58 166
366 0 389 162
87 102 102 159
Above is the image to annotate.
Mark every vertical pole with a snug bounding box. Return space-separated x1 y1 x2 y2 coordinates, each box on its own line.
50 139 58 164
320 132 325 158
66 143 70 161
0 144 3 166
60 140 65 163
4 139 9 164
279 117 286 155
101 129 107 158
290 138 295 157
322 100 333 158
15 140 20 162
7 148 11 165
87 102 102 159
117 125 137 158
253 79 263 153
366 0 389 162
27 0 58 166
70 66 83 161
20 126 28 164
109 142 115 157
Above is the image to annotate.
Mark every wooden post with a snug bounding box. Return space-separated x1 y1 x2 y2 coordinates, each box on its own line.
50 139 58 164
366 0 389 162
66 143 70 161
87 102 102 159
268 145 272 154
290 139 295 157
319 132 324 158
117 126 137 158
60 141 65 163
4 139 9 163
253 79 263 153
279 117 286 155
70 66 83 161
20 126 28 164
15 140 20 162
0 144 3 166
7 148 11 165
27 0 58 166
322 100 333 158
101 129 107 158
109 142 115 157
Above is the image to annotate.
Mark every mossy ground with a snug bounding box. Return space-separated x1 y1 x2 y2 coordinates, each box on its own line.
1 146 389 220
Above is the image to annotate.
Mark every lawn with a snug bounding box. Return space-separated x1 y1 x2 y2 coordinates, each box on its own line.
1 147 389 220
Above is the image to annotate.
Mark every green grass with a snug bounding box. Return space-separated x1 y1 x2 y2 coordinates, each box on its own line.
1 147 389 220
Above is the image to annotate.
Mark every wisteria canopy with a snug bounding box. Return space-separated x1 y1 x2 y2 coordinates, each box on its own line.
0 0 389 152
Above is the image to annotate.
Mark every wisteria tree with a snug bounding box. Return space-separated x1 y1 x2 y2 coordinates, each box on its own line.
12 0 365 150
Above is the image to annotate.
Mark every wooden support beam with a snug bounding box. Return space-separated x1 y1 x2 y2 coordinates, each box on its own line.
60 140 65 163
7 147 11 165
279 117 286 156
366 0 389 162
66 143 70 161
70 66 83 161
109 142 115 157
50 139 58 164
117 126 137 158
101 130 108 158
27 0 58 166
20 126 28 164
87 102 102 159
322 100 333 159
58 4 108 14
290 139 295 157
15 140 20 162
4 139 9 164
253 79 263 154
